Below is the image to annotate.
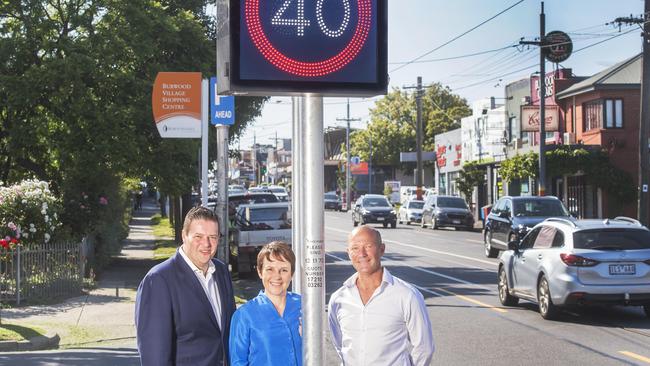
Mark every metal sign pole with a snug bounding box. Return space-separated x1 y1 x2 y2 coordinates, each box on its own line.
216 125 229 264
201 80 209 206
292 96 303 294
302 94 325 366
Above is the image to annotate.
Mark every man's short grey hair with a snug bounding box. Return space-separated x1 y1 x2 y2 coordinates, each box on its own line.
348 225 382 245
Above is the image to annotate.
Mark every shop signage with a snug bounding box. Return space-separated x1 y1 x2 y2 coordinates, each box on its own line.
152 72 202 138
545 30 572 63
521 105 559 132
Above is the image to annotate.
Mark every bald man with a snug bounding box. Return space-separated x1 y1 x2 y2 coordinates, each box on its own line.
328 225 434 366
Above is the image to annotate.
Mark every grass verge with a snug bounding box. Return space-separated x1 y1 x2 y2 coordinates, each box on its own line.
153 240 177 260
151 214 174 238
0 323 44 341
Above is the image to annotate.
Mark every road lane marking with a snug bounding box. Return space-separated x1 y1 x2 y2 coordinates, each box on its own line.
620 351 650 364
326 253 493 292
466 239 483 244
432 286 508 313
328 227 496 266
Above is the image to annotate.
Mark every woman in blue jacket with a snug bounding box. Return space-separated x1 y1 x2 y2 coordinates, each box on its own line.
229 241 302 366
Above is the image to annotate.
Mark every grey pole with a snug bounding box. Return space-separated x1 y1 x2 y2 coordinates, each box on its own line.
346 103 351 209
302 94 325 366
639 0 650 225
216 125 229 264
538 1 547 196
201 80 209 206
292 96 303 294
416 76 423 199
368 132 372 194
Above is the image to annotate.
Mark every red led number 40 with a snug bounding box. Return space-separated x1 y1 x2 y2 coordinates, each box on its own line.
271 0 351 37
245 0 373 76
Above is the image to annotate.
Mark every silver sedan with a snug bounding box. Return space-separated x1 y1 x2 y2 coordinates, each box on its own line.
398 199 424 225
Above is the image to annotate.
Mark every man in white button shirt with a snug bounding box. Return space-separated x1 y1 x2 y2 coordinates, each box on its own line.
135 206 236 366
328 225 434 366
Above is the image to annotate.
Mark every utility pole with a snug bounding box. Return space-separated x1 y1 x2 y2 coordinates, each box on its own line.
337 99 360 210
612 9 649 224
368 132 373 194
520 1 547 196
404 76 425 199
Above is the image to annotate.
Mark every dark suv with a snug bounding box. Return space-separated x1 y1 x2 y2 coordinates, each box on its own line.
421 195 474 230
352 194 397 228
483 195 570 258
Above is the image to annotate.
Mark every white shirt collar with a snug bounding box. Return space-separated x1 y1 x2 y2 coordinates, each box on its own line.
343 267 394 288
179 246 215 277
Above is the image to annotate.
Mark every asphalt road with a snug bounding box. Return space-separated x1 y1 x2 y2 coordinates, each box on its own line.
322 210 650 366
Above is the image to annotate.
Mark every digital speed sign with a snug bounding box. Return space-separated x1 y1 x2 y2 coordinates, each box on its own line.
216 0 387 96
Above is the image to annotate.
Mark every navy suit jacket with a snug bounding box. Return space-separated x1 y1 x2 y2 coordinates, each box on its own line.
135 250 236 366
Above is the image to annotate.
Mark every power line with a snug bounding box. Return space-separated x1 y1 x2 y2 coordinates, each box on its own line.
389 44 517 65
389 0 525 73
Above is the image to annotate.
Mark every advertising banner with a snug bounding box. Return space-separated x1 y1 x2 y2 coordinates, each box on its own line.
152 72 202 138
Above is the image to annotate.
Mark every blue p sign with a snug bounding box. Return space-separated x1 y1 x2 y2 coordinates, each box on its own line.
210 77 235 125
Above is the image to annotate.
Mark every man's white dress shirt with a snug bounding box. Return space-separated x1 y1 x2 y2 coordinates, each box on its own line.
179 247 222 329
328 268 434 366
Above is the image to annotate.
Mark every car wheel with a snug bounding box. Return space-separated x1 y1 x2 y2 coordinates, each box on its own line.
538 276 558 320
391 221 396 229
484 231 498 258
383 222 388 228
498 267 519 306
398 214 402 225
420 217 426 228
353 215 358 227
644 305 650 318
431 217 437 230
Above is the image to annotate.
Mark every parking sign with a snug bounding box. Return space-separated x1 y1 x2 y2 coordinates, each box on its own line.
210 77 235 125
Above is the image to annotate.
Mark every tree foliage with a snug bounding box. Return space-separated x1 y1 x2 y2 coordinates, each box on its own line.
456 161 485 201
348 85 470 169
0 1 266 265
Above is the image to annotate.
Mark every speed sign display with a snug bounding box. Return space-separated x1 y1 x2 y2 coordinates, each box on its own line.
216 0 387 96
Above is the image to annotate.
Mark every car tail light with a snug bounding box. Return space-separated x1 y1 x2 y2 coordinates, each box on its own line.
560 253 600 267
644 259 650 265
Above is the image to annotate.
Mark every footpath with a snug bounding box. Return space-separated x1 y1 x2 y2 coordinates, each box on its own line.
0 198 164 364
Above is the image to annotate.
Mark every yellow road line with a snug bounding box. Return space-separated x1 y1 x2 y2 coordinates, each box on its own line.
620 351 650 364
434 286 508 313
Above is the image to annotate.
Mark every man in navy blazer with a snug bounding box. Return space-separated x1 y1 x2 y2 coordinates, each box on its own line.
135 206 236 366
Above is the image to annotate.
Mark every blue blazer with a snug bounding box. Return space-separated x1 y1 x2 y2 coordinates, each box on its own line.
135 250 236 366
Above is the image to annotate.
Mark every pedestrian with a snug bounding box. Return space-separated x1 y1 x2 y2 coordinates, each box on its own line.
229 241 302 366
328 225 434 366
135 206 236 366
136 190 143 210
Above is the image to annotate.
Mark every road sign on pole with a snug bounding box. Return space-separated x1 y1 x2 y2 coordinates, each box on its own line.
210 77 235 125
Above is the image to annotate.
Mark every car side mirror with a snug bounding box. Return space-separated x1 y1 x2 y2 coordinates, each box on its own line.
507 240 519 252
499 211 510 219
570 211 578 218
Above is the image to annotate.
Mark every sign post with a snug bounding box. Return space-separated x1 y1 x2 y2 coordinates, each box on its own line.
216 1 387 364
210 77 236 264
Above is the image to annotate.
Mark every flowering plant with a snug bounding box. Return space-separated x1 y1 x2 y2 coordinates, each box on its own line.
0 179 63 248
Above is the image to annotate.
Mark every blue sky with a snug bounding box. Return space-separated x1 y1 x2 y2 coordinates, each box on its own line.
235 0 644 149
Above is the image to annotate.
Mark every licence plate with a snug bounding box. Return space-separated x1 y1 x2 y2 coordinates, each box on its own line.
609 264 636 275
377 217 384 221
453 220 461 224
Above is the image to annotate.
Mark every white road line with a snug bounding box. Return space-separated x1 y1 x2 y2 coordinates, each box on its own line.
328 227 496 266
466 239 483 244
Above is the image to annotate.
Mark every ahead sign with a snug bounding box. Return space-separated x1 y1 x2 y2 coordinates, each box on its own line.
216 0 387 96
210 77 235 125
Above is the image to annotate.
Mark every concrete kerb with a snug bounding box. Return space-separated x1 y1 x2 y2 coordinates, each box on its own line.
0 332 60 352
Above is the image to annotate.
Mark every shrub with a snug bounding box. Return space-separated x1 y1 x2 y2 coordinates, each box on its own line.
0 179 63 248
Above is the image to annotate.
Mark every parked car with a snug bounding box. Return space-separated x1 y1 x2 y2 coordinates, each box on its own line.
227 192 279 217
324 193 342 211
421 195 473 230
267 185 289 202
498 217 650 320
483 195 571 258
351 194 397 228
398 199 424 225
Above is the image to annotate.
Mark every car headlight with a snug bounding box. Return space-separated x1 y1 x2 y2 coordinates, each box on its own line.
390 210 396 215
362 209 371 215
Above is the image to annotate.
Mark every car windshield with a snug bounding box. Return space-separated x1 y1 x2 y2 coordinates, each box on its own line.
269 188 286 193
324 194 338 200
409 201 424 209
437 197 467 209
363 197 390 207
573 229 650 250
249 194 278 203
246 208 289 222
513 199 569 217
